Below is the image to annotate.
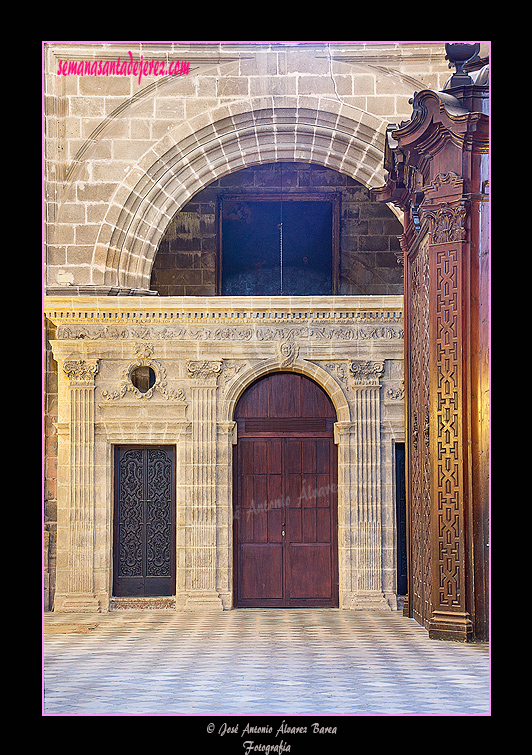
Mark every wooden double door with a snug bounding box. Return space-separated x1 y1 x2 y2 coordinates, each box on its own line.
234 373 339 607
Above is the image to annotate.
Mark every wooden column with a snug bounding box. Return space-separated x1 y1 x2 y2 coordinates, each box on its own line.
373 67 489 640
424 183 472 640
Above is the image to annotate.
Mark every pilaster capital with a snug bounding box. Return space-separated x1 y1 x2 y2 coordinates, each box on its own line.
186 360 223 383
333 421 358 443
421 200 468 245
349 360 384 386
63 359 100 386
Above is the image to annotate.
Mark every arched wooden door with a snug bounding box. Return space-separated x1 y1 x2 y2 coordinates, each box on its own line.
233 373 338 607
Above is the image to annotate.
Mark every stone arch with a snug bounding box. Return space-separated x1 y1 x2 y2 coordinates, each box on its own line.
221 358 351 427
91 97 392 291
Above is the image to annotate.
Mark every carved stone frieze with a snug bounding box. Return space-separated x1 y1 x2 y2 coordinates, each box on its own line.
186 360 224 381
56 321 403 342
58 326 128 340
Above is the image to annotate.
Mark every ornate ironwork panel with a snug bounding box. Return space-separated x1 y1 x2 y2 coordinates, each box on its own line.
117 449 144 577
146 449 173 577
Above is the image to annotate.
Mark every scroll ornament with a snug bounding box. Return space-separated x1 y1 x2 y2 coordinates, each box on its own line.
424 202 467 244
102 357 185 401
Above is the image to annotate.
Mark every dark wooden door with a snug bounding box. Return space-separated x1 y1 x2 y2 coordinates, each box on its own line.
113 446 176 597
234 373 338 607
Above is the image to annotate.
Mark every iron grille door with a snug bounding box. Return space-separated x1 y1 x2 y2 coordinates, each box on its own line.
113 446 176 597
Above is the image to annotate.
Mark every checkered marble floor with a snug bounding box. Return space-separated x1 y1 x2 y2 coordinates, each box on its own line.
43 609 490 717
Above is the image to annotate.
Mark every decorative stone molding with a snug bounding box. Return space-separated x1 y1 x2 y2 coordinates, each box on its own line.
386 384 405 400
47 296 404 614
55 322 404 342
277 340 299 368
102 357 186 401
324 361 349 387
217 361 242 392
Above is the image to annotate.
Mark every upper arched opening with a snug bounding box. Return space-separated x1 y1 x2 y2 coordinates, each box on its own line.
93 98 396 293
150 161 404 296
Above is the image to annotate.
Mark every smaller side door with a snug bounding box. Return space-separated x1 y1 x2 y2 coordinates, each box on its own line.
113 445 176 598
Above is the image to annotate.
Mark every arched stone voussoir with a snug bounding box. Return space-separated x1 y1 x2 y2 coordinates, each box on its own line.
96 98 389 292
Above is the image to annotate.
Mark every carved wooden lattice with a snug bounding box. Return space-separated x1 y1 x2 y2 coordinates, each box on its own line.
408 236 432 627
432 247 463 609
372 81 489 640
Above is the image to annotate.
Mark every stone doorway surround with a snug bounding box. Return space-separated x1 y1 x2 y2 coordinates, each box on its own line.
45 294 404 613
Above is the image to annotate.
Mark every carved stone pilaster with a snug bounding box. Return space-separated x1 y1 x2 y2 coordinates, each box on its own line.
184 360 225 610
56 359 100 612
335 362 391 610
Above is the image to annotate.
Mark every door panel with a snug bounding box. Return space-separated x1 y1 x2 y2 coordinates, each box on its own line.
234 373 338 608
288 544 332 599
240 544 284 600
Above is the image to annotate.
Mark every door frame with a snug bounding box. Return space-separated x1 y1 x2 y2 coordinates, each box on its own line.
113 444 177 598
232 374 339 608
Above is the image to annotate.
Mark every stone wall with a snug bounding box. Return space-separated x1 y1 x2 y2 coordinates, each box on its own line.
43 42 453 294
44 318 58 611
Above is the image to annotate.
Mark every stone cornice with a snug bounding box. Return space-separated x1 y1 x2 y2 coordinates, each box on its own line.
44 295 403 326
46 297 404 351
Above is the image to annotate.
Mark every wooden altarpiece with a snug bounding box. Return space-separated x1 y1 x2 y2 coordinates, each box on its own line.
373 50 489 641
